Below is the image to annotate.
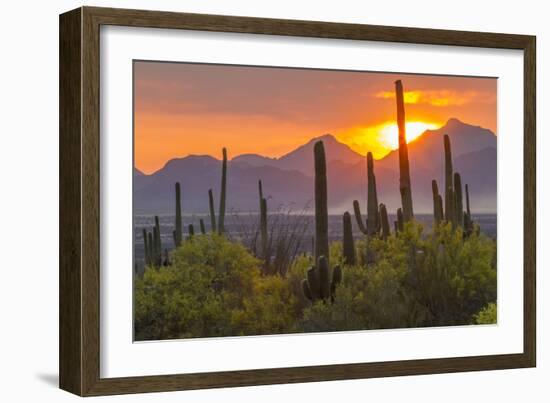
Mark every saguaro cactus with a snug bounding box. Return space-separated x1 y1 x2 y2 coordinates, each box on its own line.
444 134 454 224
431 179 444 225
188 224 195 239
366 152 379 235
395 80 414 222
342 212 355 266
314 141 329 264
142 229 149 266
174 182 183 247
454 172 464 229
379 203 390 240
218 148 227 234
208 189 216 233
301 256 341 302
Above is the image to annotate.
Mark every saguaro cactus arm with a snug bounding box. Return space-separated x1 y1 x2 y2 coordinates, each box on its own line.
366 152 379 235
352 200 368 235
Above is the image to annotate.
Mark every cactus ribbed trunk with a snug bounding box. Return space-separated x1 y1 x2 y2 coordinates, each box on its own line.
342 212 355 266
218 148 227 234
174 182 182 247
352 200 368 235
454 172 464 229
314 141 329 264
188 224 194 238
366 152 379 235
208 189 216 233
444 134 454 223
379 203 390 240
395 80 414 222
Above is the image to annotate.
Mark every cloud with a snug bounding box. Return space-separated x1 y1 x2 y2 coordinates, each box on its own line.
374 90 493 107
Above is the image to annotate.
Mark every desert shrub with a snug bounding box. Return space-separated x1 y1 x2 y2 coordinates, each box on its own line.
134 234 262 340
300 221 497 332
473 302 497 324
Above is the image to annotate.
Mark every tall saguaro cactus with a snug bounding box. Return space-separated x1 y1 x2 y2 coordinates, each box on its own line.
314 141 329 264
218 148 227 234
142 229 149 266
366 152 379 235
174 182 183 247
444 134 454 224
395 80 414 222
208 189 216 233
342 212 355 266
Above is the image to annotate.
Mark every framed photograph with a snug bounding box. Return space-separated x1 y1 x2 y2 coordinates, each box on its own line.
59 6 536 396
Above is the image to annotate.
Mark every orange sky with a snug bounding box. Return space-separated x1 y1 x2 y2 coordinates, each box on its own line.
134 61 496 174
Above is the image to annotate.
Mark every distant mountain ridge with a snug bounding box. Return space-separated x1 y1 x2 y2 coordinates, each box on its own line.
135 118 496 215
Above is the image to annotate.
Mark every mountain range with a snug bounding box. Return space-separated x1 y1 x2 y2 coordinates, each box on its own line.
134 118 497 215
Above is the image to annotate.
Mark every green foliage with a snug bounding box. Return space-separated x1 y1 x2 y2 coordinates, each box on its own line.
473 302 497 324
135 220 497 340
135 234 260 340
301 221 497 332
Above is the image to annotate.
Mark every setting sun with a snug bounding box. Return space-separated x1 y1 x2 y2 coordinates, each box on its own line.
379 121 441 149
343 120 442 159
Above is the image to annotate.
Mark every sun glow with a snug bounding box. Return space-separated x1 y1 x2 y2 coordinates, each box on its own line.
379 121 440 150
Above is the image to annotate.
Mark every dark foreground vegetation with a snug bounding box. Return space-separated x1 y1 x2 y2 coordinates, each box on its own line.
134 80 497 341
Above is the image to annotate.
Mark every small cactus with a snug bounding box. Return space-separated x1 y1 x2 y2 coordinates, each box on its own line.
342 212 355 266
366 152 379 235
431 179 444 225
379 203 390 240
199 219 206 235
454 172 464 229
302 256 341 303
208 189 216 233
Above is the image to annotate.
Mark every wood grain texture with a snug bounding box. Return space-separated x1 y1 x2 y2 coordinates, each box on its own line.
59 8 82 396
59 6 537 396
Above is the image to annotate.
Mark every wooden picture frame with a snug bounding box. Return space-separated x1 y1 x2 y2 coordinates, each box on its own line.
59 6 536 396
